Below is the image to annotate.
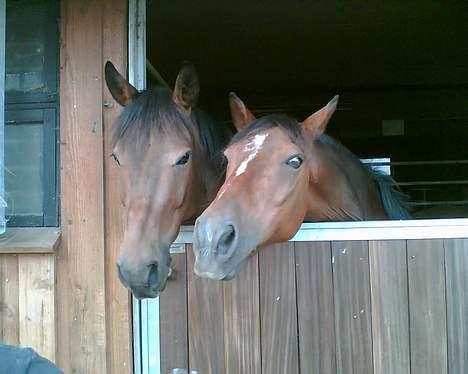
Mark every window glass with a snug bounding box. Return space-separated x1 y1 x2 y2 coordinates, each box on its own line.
5 112 44 219
5 1 52 100
4 0 59 227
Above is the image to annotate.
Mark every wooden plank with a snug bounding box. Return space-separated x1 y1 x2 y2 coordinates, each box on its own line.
332 241 373 374
58 1 106 372
444 238 468 374
0 254 19 345
160 252 189 373
223 253 261 374
18 254 55 361
0 228 60 254
295 242 336 374
260 243 299 374
187 245 225 374
407 239 447 374
102 0 132 372
369 240 410 374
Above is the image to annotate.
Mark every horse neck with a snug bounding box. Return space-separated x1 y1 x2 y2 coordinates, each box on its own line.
190 113 230 217
305 139 386 221
194 158 226 216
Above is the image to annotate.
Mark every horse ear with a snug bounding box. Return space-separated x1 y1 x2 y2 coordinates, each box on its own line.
302 95 339 137
104 61 138 107
173 63 200 112
229 92 256 131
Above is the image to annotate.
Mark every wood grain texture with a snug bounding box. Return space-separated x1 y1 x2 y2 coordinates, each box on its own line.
295 242 336 374
260 243 299 374
0 228 60 254
160 252 189 373
332 241 373 374
187 245 225 374
444 238 468 374
407 239 447 374
223 253 261 374
369 240 410 374
58 1 106 372
0 254 19 345
103 0 132 372
18 254 55 361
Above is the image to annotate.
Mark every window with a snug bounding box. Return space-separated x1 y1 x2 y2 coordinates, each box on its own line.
5 0 59 226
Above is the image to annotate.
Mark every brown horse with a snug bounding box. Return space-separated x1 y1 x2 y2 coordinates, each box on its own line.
105 62 230 298
193 93 410 280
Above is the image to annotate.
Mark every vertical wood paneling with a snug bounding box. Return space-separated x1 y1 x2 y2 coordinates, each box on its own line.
369 240 410 374
295 242 336 374
58 1 106 372
444 238 468 374
187 245 225 374
0 254 19 345
160 252 189 373
407 239 447 374
102 0 131 372
223 253 261 374
18 254 55 361
332 241 373 374
260 243 299 374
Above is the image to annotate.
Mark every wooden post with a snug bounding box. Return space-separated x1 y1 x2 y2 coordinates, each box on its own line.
58 1 132 372
103 0 132 373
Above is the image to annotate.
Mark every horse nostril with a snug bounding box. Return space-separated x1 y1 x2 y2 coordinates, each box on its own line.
217 224 236 255
147 263 159 288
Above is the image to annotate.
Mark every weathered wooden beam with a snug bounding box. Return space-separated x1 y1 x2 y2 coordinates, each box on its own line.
102 0 132 373
58 0 107 372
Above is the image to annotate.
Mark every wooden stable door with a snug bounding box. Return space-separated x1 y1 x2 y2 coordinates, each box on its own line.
158 238 468 374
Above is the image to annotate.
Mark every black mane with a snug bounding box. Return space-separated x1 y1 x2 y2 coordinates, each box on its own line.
318 135 411 219
230 114 410 219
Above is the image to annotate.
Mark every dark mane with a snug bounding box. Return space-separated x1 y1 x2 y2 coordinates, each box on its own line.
230 114 410 219
113 86 230 174
318 135 411 219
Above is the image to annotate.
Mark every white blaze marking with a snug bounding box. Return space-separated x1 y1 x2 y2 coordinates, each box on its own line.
235 134 268 176
216 133 268 200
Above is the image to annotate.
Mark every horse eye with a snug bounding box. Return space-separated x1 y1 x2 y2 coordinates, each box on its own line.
286 155 303 169
110 153 120 166
175 151 191 166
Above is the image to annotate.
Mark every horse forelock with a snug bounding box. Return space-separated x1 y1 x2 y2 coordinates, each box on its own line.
112 87 228 170
229 114 308 151
113 87 190 147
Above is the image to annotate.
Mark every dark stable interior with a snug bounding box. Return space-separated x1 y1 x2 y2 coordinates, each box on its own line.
147 1 468 219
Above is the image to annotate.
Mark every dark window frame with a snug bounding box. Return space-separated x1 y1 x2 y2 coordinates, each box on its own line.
5 105 58 226
5 0 59 227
